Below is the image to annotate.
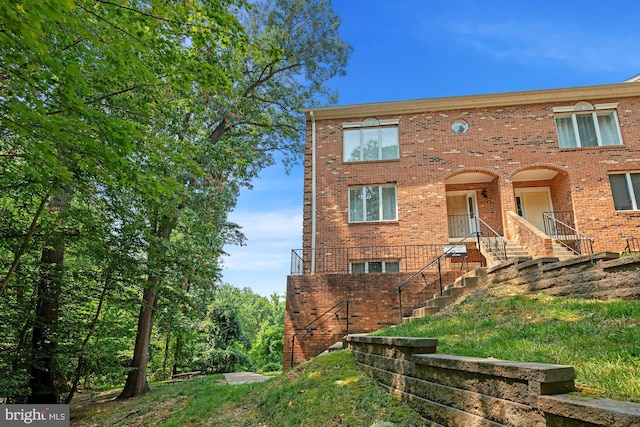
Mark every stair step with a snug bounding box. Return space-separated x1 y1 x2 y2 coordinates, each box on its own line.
432 286 465 300
411 305 442 318
327 341 343 351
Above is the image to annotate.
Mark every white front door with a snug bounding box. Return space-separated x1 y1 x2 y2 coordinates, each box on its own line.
446 192 478 238
515 188 553 232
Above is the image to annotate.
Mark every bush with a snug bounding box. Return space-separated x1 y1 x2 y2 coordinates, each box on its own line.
257 362 281 373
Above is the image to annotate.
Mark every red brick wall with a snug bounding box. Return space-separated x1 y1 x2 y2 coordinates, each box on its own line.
302 97 640 255
283 269 461 369
290 94 640 367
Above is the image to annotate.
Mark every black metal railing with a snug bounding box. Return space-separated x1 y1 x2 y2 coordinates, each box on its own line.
623 237 640 255
289 300 349 367
448 214 480 238
395 231 482 324
477 217 508 262
542 212 594 256
290 244 441 275
543 211 575 230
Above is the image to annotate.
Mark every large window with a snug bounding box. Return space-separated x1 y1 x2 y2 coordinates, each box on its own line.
343 118 399 162
609 172 640 211
554 103 622 149
350 260 400 274
349 185 397 222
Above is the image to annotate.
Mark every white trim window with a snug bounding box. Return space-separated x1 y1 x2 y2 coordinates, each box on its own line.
349 185 397 222
343 118 399 162
350 260 400 274
609 172 640 211
554 102 622 149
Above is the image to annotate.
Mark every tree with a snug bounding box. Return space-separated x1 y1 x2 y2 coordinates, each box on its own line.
1 0 239 402
1 0 350 402
119 0 350 398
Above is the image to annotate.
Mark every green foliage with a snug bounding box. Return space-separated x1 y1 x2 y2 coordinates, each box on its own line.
250 323 284 371
71 351 426 427
374 285 640 402
173 285 285 375
1 0 350 401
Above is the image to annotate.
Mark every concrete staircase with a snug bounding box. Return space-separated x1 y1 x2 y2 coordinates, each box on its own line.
480 239 529 267
482 238 577 266
551 241 578 261
403 267 488 323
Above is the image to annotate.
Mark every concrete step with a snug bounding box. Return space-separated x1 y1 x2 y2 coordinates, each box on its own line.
432 285 466 300
453 277 479 291
426 295 453 308
405 267 489 322
551 242 577 260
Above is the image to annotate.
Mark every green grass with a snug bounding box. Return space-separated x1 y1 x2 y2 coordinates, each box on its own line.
373 284 640 402
71 351 426 426
71 285 639 425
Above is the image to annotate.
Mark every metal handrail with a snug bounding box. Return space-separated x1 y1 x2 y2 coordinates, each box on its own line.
476 217 508 262
396 231 481 324
289 300 349 367
290 244 441 275
542 212 594 256
623 237 639 255
291 250 304 275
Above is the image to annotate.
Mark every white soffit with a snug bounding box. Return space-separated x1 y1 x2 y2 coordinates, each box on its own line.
445 172 495 184
511 169 559 182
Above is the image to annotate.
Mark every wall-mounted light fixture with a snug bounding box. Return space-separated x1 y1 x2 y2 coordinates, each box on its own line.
481 189 488 198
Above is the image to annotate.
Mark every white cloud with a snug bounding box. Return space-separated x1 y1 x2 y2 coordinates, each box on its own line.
229 209 303 240
442 19 640 73
223 208 302 273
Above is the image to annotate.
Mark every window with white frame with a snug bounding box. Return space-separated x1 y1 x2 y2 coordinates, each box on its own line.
609 172 640 211
349 184 397 222
343 118 399 162
554 102 622 149
350 260 400 274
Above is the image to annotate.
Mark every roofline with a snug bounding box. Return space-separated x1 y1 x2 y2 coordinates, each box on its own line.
301 82 640 120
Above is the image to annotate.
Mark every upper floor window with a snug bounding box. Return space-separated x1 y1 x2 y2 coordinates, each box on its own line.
554 102 622 149
343 118 399 162
609 172 640 211
349 184 397 222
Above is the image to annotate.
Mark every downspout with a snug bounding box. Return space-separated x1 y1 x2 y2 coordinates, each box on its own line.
310 110 317 274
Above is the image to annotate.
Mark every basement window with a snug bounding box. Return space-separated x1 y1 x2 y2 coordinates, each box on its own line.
349 260 400 274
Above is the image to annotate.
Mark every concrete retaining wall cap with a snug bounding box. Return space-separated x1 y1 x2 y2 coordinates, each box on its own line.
345 335 438 348
539 394 640 426
413 354 576 382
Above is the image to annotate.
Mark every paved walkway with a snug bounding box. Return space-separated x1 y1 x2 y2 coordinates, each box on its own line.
223 372 272 385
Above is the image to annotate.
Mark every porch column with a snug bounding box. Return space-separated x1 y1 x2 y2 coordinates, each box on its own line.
499 177 516 240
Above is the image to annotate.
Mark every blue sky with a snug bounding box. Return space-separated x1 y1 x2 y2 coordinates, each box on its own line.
222 0 640 296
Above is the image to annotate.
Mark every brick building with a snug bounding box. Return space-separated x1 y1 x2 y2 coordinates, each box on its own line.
284 78 640 369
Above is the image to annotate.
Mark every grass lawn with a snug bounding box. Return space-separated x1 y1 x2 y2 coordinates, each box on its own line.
374 283 640 403
71 283 639 425
71 351 426 426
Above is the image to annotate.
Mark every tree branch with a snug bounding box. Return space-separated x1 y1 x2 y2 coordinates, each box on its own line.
77 4 149 48
0 192 50 297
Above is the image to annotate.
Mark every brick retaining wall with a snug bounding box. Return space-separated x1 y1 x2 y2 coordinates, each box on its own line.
345 335 640 427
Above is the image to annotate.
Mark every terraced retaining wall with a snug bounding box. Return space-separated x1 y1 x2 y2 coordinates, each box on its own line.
487 253 640 301
344 335 640 427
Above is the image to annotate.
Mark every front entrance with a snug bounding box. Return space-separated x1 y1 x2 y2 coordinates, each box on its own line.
446 192 479 238
514 188 553 232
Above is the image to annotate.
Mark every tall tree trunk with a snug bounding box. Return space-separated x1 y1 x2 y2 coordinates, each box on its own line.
161 330 171 379
172 334 182 376
118 218 174 399
28 193 69 404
